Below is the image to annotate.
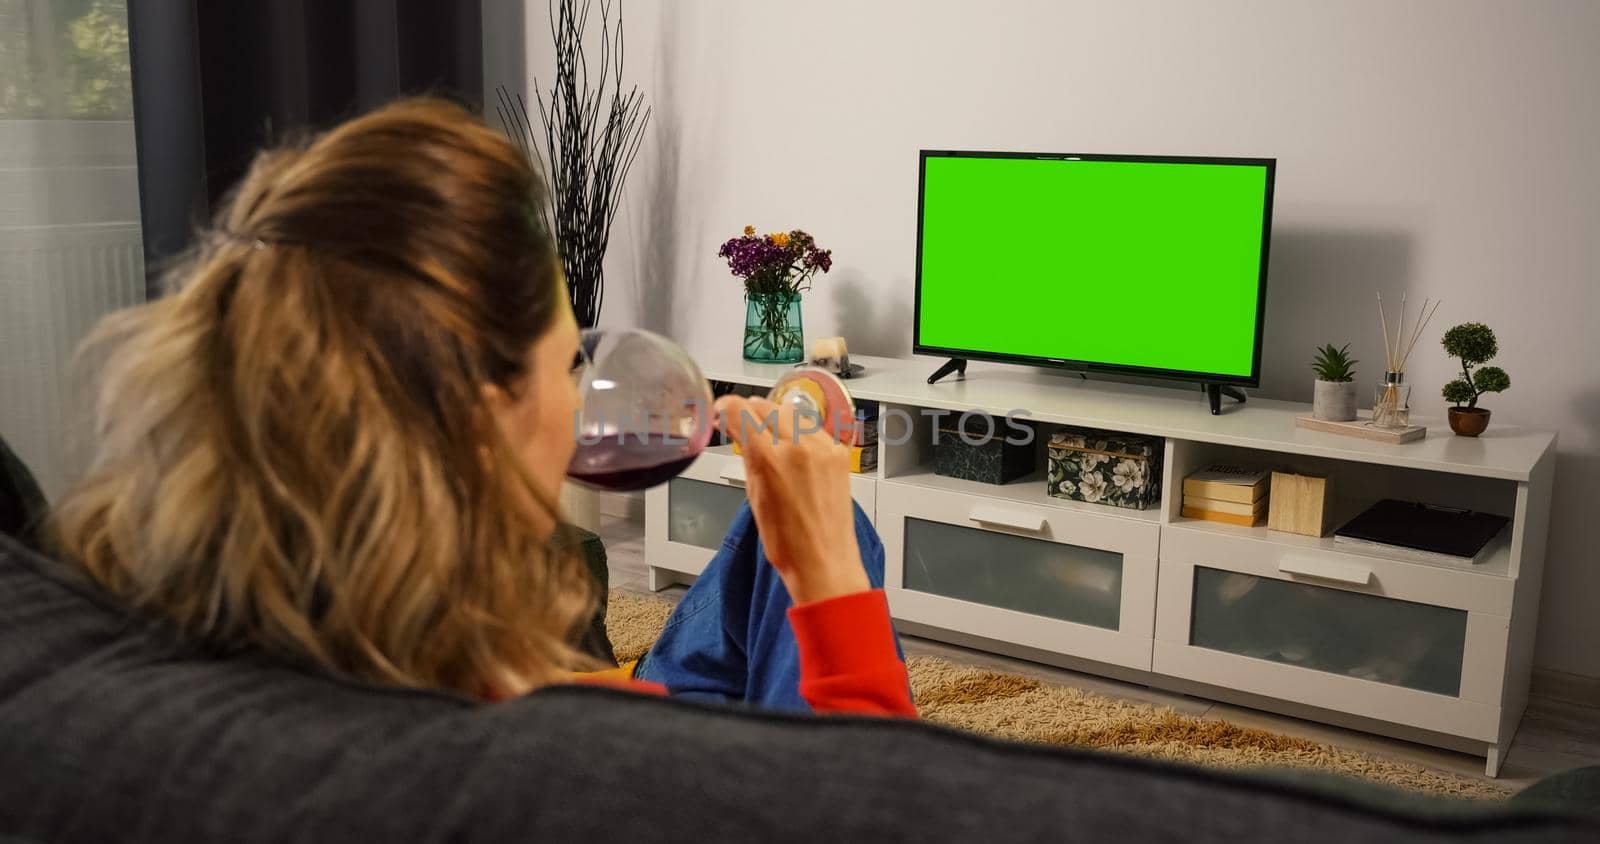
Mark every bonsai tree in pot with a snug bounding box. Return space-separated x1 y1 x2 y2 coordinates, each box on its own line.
1311 343 1358 421
1440 322 1510 437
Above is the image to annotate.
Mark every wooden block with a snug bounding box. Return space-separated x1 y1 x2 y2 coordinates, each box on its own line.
1295 413 1425 444
1267 471 1331 537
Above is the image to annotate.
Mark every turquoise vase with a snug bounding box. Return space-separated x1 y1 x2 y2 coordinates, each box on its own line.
743 292 803 363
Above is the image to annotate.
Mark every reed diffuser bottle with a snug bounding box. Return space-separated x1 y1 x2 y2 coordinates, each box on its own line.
1372 371 1411 428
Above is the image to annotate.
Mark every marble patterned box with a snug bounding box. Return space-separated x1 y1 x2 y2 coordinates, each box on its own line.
932 415 1036 485
1047 428 1164 510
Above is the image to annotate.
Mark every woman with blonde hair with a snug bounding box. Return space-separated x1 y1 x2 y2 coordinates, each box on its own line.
49 97 913 715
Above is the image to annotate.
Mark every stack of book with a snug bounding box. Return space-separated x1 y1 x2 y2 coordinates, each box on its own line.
732 402 878 473
1181 464 1270 526
844 402 879 474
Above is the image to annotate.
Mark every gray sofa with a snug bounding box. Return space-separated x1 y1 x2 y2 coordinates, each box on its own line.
1 535 1596 843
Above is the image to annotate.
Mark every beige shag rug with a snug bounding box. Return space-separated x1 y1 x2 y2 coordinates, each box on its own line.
605 590 1510 800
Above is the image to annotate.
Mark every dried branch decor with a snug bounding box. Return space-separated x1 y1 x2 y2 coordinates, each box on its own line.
496 0 651 329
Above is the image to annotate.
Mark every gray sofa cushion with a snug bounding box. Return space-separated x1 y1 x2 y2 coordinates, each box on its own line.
1 536 1595 843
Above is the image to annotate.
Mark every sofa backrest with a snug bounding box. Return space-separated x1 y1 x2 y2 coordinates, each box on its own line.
1 536 1595 843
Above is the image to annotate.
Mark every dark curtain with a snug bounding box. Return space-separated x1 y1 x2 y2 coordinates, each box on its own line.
127 0 484 296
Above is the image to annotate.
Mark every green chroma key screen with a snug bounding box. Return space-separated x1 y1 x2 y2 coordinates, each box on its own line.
915 153 1272 381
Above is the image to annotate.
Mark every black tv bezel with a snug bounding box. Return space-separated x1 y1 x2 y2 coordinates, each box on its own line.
912 149 1276 388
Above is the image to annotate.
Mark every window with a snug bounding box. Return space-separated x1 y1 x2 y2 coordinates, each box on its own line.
0 0 142 498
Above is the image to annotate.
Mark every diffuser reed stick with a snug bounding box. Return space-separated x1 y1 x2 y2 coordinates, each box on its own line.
1401 299 1441 369
1394 292 1407 372
1378 292 1394 371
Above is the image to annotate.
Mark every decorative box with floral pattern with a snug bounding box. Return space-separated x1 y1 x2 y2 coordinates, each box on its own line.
933 414 1037 485
1047 428 1164 510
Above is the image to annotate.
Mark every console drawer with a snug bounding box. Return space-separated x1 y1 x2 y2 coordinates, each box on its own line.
879 481 1157 670
645 448 876 580
1160 525 1514 615
1153 525 1509 741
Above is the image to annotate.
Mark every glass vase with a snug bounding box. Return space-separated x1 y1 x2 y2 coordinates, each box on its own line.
743 292 803 364
1372 371 1411 429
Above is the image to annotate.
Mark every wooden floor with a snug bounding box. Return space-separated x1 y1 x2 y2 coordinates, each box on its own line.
598 513 1600 791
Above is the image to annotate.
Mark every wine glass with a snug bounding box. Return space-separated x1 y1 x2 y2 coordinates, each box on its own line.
766 367 858 443
566 328 715 491
566 328 859 491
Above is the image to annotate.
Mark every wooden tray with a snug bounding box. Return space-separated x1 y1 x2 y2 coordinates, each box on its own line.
1295 412 1426 444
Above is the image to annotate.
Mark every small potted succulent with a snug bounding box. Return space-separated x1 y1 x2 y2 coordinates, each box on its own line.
1311 343 1358 421
1440 322 1510 437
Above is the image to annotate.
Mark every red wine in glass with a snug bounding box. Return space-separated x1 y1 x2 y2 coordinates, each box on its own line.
568 433 709 491
565 328 858 492
566 328 715 491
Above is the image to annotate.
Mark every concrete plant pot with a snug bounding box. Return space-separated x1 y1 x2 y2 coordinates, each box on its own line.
1312 379 1358 422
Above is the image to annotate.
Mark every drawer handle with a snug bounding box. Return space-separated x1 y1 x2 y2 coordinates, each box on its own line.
718 464 747 485
1278 555 1372 586
968 505 1045 533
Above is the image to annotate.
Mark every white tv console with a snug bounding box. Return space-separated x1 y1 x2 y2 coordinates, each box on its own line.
643 353 1557 777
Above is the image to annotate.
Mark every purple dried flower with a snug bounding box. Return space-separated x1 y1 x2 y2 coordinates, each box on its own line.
719 225 832 295
804 248 832 272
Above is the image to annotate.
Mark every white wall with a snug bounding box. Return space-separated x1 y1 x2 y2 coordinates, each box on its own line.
523 0 1600 680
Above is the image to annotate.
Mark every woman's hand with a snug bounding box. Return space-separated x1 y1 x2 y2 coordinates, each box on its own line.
714 394 869 606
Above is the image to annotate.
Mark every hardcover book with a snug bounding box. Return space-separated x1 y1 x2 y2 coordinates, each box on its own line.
1181 505 1264 527
1182 495 1268 517
1181 464 1270 504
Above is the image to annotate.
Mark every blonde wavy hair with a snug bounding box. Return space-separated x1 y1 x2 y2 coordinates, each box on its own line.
49 98 597 697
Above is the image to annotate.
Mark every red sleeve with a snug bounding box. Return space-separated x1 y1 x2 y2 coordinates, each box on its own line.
786 589 918 718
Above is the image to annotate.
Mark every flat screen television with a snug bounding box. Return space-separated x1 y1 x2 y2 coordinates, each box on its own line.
914 150 1275 388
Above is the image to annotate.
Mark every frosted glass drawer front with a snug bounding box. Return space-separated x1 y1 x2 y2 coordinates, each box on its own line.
667 477 746 550
902 517 1123 629
1190 566 1468 696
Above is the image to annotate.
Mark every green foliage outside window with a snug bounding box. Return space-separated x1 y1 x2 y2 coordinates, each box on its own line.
0 0 132 119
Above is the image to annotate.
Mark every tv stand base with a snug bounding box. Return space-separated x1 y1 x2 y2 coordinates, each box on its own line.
927 357 967 384
1204 383 1248 415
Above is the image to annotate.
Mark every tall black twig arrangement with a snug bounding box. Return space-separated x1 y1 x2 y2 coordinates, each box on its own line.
496 0 650 329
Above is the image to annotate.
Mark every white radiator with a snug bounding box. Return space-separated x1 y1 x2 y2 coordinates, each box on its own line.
0 223 146 499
